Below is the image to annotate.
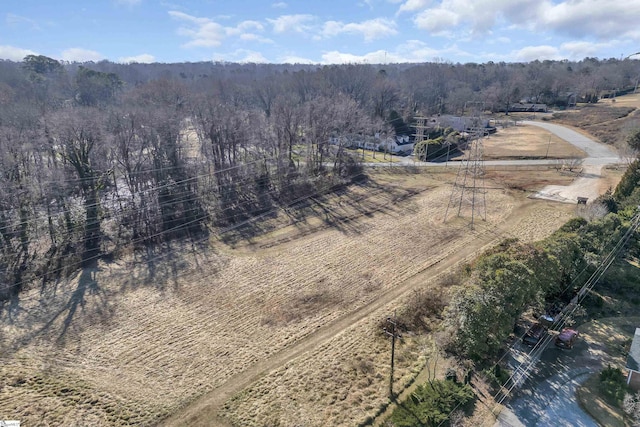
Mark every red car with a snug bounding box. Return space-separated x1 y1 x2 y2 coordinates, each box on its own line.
555 328 579 349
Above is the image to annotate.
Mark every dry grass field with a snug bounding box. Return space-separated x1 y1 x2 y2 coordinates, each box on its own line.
483 125 586 160
2 101 628 427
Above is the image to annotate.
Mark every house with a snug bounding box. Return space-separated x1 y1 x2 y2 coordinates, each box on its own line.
329 133 414 154
433 115 490 132
504 103 549 113
626 327 640 390
379 135 414 154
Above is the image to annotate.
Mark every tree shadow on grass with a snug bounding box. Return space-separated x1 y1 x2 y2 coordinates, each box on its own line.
38 260 112 343
219 175 423 247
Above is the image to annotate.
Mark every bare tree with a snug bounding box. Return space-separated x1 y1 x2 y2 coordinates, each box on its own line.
49 106 108 265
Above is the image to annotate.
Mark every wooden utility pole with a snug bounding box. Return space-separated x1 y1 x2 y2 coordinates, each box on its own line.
384 311 401 399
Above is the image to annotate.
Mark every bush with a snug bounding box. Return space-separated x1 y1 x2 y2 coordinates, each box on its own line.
482 364 511 393
599 365 628 406
388 379 475 427
397 288 447 333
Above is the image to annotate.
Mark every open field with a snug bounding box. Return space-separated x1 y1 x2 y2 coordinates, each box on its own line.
0 99 629 427
483 125 586 160
0 165 581 427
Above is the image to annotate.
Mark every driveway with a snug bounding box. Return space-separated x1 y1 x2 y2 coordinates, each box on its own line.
494 329 604 427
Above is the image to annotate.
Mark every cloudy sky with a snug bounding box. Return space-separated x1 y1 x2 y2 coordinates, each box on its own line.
2 0 640 64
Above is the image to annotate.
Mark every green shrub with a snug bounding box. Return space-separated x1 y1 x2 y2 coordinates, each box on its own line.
599 365 628 406
389 379 475 427
482 364 511 393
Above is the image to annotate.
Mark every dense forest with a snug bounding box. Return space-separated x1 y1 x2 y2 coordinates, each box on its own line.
1 55 639 301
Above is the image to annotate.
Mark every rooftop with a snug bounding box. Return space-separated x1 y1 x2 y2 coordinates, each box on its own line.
626 327 640 372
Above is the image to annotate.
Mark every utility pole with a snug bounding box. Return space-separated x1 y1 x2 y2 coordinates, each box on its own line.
545 136 551 158
384 310 401 399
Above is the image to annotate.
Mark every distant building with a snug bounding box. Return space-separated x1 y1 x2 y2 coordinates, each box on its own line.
329 133 414 154
501 103 548 113
626 327 640 390
431 115 490 132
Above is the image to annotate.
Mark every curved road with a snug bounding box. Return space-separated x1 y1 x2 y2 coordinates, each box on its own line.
391 120 624 204
163 121 623 426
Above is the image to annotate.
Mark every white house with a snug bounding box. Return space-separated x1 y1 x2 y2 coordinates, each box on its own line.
329 133 414 154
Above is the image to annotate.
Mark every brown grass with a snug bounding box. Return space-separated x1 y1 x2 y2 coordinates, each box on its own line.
0 168 589 427
576 374 627 427
550 102 639 145
483 125 586 160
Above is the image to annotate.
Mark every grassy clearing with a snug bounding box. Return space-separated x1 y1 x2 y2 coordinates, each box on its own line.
0 167 584 427
550 102 639 145
484 125 586 160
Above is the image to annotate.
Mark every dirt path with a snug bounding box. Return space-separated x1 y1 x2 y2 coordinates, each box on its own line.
160 201 545 427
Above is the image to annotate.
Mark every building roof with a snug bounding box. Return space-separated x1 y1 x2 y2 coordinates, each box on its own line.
626 328 640 372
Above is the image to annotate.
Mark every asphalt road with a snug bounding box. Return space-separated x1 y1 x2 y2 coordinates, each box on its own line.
385 120 623 168
494 336 602 427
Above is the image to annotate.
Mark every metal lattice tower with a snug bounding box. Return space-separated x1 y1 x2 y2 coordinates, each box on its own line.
444 107 487 229
413 116 428 143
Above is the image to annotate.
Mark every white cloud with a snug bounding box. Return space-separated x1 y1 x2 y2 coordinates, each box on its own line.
118 53 155 63
6 13 40 30
169 11 226 47
322 50 387 64
513 45 561 62
60 48 104 62
559 41 614 60
214 49 268 63
239 33 274 44
169 11 268 48
399 39 470 61
235 20 264 33
271 1 287 8
413 8 460 34
267 14 315 33
279 55 317 64
321 18 397 42
322 40 467 64
539 0 640 40
398 0 432 13
403 0 640 44
0 45 37 61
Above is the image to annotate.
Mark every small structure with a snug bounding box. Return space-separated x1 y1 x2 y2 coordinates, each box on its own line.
577 197 589 205
626 327 640 390
504 103 549 113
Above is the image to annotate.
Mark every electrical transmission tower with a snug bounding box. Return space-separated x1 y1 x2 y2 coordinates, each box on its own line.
444 104 487 229
414 116 427 142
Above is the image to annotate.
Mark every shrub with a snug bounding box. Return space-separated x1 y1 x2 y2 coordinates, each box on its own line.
388 379 475 427
599 365 628 406
482 364 511 393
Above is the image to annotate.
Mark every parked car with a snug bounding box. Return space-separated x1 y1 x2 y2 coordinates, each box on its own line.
523 323 547 346
555 328 579 349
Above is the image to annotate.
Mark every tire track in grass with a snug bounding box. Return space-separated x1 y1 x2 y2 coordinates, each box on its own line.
160 200 520 426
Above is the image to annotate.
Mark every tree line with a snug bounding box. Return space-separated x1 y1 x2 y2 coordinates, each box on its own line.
442 160 640 363
1 54 639 301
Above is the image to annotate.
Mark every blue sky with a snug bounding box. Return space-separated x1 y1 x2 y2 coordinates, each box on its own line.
2 0 640 64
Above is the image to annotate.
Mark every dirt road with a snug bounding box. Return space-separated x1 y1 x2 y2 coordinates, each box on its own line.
160 201 557 427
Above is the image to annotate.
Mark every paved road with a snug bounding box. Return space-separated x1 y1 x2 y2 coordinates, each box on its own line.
495 368 598 427
494 323 605 427
521 120 619 161
382 120 623 168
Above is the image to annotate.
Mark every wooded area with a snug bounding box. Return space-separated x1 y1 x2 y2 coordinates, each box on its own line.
1 55 639 301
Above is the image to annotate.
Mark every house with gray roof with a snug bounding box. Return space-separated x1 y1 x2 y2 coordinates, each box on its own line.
626 327 640 390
